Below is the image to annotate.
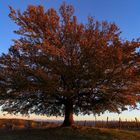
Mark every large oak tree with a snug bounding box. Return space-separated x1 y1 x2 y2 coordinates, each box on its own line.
0 3 140 126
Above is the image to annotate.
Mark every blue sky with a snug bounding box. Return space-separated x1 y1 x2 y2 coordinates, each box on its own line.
1 0 140 54
0 0 140 120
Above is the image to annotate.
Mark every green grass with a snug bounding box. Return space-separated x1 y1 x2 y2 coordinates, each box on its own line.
0 126 140 140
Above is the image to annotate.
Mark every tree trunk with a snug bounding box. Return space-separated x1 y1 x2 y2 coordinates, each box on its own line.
62 99 74 127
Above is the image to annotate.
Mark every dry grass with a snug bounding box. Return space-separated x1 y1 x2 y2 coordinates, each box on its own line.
0 126 140 140
0 119 140 140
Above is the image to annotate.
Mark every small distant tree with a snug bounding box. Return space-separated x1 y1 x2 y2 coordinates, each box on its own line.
0 3 140 126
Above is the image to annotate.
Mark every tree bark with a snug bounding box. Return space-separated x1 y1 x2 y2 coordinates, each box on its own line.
62 99 74 127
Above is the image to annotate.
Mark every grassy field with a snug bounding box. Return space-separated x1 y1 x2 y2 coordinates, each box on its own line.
0 126 140 140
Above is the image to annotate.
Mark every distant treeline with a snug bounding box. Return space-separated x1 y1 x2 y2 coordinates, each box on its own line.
0 118 139 130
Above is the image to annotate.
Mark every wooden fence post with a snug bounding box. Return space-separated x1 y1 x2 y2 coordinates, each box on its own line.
94 116 97 127
135 117 139 129
125 118 129 129
119 117 122 129
106 117 109 128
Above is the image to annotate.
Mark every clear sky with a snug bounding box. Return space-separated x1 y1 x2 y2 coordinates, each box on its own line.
0 0 140 120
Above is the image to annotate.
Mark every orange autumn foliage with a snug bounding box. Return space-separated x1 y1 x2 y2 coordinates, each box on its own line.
0 3 140 126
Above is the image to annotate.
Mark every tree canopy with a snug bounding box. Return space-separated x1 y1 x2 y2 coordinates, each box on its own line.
0 3 140 126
